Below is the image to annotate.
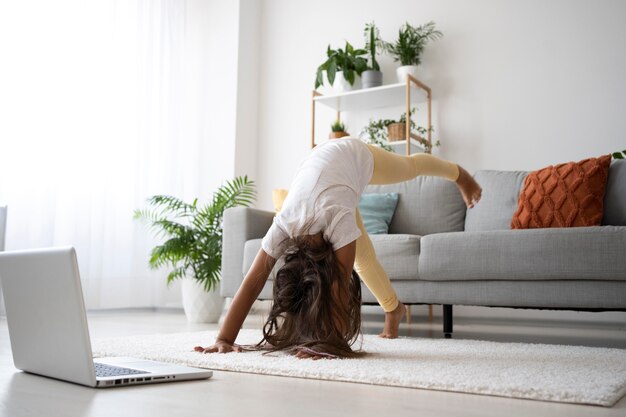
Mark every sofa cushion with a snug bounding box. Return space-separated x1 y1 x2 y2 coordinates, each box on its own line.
603 160 626 226
358 192 399 234
243 234 421 281
419 226 626 281
464 170 527 231
365 176 466 236
511 154 612 229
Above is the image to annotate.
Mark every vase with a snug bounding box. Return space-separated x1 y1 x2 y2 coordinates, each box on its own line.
181 278 224 323
361 70 382 89
329 131 349 139
322 71 361 93
396 65 419 83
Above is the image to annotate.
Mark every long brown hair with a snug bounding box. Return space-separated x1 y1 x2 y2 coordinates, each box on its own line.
258 235 364 358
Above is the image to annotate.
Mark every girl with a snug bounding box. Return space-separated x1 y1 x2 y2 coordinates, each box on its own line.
195 137 482 359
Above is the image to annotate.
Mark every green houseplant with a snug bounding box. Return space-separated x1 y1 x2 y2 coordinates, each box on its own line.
361 22 384 88
315 41 368 91
359 109 439 153
384 21 443 82
330 119 349 139
134 176 256 322
359 118 394 152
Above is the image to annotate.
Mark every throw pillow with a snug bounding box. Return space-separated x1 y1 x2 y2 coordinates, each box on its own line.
510 154 611 229
358 193 399 234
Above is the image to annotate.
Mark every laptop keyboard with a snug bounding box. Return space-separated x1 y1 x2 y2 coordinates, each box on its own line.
94 362 147 378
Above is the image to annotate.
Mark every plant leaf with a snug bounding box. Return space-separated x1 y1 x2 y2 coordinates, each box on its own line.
345 41 353 54
166 266 187 285
327 59 337 85
315 68 323 88
344 69 355 85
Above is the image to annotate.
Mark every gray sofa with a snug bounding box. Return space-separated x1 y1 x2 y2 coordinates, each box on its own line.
221 160 626 337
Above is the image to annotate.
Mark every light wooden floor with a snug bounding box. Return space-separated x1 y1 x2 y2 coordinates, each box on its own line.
1 309 625 417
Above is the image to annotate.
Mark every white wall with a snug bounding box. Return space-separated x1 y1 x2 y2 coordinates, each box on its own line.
254 0 626 211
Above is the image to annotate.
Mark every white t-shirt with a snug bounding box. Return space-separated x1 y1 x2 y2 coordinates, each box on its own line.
261 138 374 259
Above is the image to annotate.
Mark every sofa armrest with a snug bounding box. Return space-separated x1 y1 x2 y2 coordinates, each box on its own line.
220 207 275 297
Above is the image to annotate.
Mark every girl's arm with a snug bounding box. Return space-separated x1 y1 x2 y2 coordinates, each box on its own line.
195 248 276 353
334 240 356 279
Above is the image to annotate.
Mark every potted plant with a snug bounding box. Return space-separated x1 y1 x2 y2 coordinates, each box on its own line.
134 176 256 323
330 119 349 139
359 118 394 152
315 41 368 93
359 109 440 153
383 21 443 83
388 108 427 142
361 22 384 89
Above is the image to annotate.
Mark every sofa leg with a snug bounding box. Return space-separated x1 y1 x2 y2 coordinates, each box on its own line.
443 304 453 338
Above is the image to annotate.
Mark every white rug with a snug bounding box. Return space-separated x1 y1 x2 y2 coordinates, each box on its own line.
92 329 626 407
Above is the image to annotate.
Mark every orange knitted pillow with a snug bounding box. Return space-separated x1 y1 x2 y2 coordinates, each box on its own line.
511 154 611 229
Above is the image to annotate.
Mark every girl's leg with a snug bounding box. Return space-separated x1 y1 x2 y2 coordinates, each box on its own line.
354 208 397 312
354 208 405 338
367 144 459 185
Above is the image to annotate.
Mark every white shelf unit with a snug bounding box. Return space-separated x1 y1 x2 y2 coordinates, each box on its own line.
311 75 433 155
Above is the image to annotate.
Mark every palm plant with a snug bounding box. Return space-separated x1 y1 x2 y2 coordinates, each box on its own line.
134 176 256 292
384 21 443 66
315 41 368 89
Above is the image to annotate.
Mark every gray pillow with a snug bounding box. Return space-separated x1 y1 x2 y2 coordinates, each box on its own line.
464 170 528 231
365 176 466 236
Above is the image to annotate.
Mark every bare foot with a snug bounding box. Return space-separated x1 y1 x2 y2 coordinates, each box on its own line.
456 166 482 208
379 302 406 339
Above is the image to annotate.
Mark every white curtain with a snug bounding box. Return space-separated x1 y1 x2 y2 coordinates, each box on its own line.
0 0 226 309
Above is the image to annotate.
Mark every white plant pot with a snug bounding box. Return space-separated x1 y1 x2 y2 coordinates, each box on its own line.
322 70 361 93
396 65 420 83
181 278 224 323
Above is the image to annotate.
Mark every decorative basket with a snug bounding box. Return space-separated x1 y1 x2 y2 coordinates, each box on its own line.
387 123 406 142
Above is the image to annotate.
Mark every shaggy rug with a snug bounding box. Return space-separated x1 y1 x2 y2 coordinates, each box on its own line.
92 329 626 407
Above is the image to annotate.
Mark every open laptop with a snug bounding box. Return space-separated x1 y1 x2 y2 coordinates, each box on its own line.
0 246 213 387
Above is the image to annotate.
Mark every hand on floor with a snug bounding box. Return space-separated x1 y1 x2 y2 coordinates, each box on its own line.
194 339 243 354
